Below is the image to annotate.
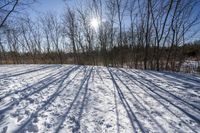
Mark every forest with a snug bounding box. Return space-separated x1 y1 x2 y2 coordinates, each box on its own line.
0 0 200 71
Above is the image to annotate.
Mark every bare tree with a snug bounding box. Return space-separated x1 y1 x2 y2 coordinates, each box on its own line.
77 9 95 65
63 8 79 64
115 0 128 66
0 0 36 28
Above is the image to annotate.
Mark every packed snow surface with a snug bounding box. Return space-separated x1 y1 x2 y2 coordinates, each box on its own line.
0 65 200 133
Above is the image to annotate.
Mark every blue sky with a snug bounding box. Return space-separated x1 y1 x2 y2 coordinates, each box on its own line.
25 0 200 42
26 0 68 18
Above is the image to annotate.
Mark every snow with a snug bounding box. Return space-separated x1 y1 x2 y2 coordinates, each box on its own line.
182 60 200 68
181 60 200 74
0 65 200 133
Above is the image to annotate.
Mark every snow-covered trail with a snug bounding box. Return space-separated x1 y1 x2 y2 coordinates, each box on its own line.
0 65 200 133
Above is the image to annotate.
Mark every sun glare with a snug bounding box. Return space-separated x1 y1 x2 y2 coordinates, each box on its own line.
90 18 100 31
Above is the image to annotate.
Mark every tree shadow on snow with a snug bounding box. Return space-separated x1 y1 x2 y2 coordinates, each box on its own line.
0 65 60 80
107 67 146 133
117 68 200 132
0 65 73 101
111 69 167 133
0 66 80 130
13 65 81 132
146 70 200 88
54 66 93 133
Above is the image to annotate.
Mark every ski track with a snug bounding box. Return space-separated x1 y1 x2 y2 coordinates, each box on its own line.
0 65 200 133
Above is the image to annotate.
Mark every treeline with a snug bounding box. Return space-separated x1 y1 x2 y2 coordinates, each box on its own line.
0 0 200 71
1 42 200 69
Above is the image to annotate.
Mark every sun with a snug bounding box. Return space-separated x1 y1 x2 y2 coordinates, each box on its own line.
90 18 100 31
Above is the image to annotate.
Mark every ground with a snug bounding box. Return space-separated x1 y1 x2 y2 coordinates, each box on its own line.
0 65 200 133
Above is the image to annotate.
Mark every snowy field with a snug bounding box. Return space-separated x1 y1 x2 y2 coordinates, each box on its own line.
0 65 200 133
